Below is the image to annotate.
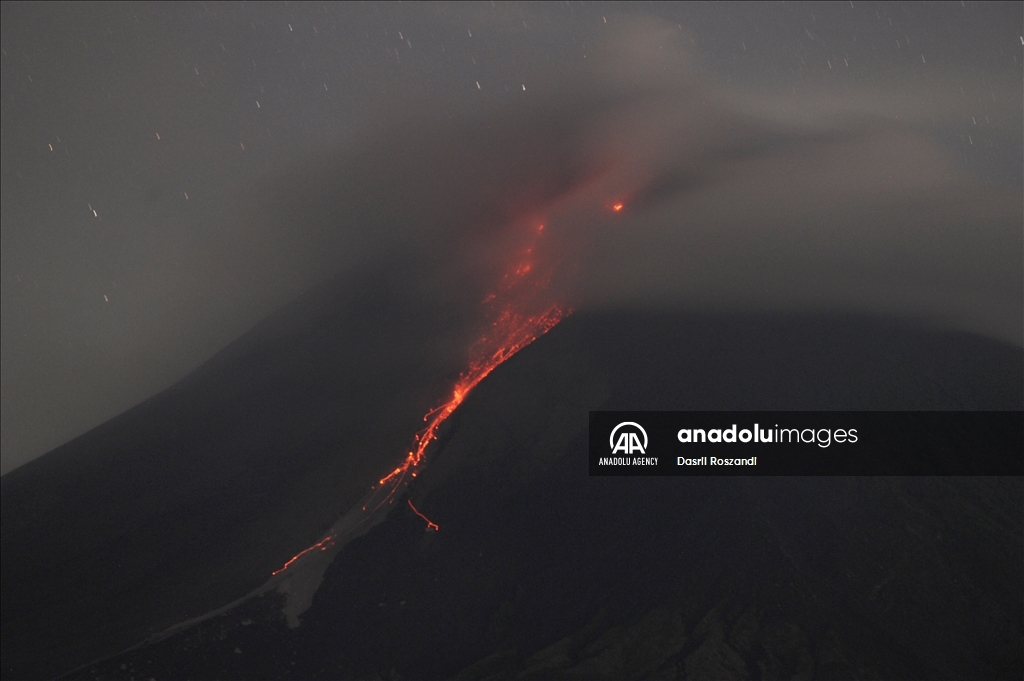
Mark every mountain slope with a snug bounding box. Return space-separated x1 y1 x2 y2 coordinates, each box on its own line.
57 310 1023 680
1 264 478 681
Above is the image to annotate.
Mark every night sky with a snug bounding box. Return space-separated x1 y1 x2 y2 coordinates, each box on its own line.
2 1 1021 475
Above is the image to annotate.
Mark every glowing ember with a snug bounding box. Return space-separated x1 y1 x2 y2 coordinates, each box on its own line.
612 202 624 212
273 220 566 575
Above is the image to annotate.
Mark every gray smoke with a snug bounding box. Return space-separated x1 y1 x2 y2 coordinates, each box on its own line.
262 17 1022 348
4 10 1019 474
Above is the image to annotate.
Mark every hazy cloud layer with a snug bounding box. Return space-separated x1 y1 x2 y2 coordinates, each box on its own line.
3 5 1020 473
263 17 1022 355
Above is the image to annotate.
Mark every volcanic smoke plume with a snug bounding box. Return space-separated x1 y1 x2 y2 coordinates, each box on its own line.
261 16 1021 357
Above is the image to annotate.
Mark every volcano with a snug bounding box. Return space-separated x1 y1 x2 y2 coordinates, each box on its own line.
4 17 1023 679
3 286 1021 679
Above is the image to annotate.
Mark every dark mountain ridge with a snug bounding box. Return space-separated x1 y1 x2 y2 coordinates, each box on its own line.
1 262 481 681
5 301 1021 680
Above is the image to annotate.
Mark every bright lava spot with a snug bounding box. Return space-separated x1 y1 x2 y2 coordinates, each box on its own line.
612 202 624 212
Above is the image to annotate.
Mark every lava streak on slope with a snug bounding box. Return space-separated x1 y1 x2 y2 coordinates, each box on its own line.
274 222 566 572
271 535 336 576
407 499 439 532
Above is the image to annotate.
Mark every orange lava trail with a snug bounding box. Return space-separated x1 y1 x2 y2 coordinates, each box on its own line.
272 535 336 576
377 302 564 491
273 221 565 575
407 499 440 531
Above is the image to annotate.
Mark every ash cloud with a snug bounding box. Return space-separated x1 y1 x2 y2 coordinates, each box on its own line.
6 10 1018 475
262 17 1022 350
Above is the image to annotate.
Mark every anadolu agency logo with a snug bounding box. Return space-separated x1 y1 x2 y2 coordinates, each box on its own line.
610 422 648 455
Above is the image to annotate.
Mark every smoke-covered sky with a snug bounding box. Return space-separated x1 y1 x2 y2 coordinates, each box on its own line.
1 2 1021 474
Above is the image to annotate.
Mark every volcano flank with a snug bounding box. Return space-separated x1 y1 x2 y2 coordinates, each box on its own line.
3 296 1021 680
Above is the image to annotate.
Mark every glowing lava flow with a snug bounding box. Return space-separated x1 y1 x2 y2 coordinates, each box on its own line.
377 301 564 491
273 222 565 573
373 222 564 509
272 535 336 576
407 499 439 531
